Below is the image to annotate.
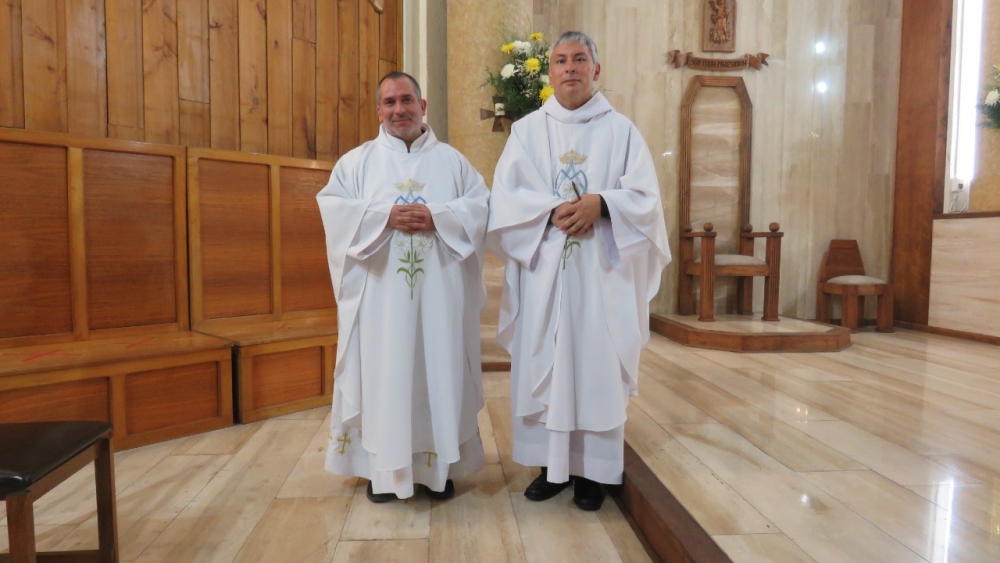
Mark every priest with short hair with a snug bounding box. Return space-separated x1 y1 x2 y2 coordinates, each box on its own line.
318 71 489 502
487 31 671 511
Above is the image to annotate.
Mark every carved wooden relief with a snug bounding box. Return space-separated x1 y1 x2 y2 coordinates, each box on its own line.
368 0 385 13
703 0 736 53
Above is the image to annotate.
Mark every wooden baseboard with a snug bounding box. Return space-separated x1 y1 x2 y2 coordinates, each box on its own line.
481 361 511 372
612 443 732 563
895 321 1000 346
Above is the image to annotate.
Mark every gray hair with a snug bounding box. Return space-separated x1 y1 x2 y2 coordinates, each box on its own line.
376 71 423 104
551 31 599 66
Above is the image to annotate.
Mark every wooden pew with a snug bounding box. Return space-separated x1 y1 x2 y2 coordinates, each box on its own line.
187 148 337 423
0 128 234 450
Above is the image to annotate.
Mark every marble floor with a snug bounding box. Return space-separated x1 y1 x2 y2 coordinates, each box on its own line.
3 328 1000 562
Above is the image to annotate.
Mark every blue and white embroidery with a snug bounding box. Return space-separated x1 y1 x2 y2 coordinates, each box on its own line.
554 150 589 269
394 179 433 298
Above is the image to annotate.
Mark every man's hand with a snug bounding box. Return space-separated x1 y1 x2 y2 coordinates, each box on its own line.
552 194 602 236
389 204 435 233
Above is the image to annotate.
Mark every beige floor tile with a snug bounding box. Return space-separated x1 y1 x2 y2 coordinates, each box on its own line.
132 419 320 563
483 371 511 398
795 420 980 486
277 411 360 499
510 490 623 563
429 465 525 563
643 334 692 357
632 376 717 425
627 408 777 536
713 533 817 563
742 353 854 382
666 378 866 472
49 454 230 560
30 440 178 527
232 497 351 563
170 421 264 455
487 397 536 493
274 406 330 420
597 501 656 563
0 524 79 553
331 539 429 563
478 406 501 465
804 470 1000 563
729 468 928 562
340 483 432 541
692 362 839 424
907 482 1000 535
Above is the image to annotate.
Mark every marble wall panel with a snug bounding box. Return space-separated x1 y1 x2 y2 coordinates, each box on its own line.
928 217 1000 337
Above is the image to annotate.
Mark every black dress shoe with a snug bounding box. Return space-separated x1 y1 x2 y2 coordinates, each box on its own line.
573 477 605 511
524 467 572 501
423 479 455 500
366 481 398 503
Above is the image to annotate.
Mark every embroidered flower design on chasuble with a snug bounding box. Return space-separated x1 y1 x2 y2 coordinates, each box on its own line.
553 150 589 269
394 178 434 298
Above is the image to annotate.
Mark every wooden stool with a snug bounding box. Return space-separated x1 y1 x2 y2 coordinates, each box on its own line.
0 422 118 563
816 239 893 333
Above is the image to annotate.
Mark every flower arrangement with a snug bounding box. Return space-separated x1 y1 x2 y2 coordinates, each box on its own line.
981 65 1000 129
484 32 553 122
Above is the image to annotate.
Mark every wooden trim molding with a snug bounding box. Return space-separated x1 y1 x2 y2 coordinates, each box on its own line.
612 443 733 563
895 321 1000 347
932 210 1000 220
890 0 953 325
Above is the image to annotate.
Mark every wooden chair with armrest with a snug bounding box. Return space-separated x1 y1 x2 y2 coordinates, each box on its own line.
678 222 783 322
816 239 893 332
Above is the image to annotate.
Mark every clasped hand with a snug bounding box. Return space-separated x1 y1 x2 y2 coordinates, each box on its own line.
551 194 601 236
389 204 435 233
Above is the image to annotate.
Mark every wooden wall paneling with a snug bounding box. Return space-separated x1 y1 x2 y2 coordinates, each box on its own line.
270 165 283 317
394 0 402 79
209 0 239 150
67 148 89 339
337 0 360 151
281 167 336 312
105 0 143 139
142 0 180 144
0 142 72 340
378 59 394 90
172 150 191 330
891 0 952 325
21 0 67 133
292 38 317 159
65 0 107 138
250 347 323 409
178 0 209 103
239 0 268 153
196 158 273 319
180 100 211 147
0 0 24 128
315 0 339 160
124 362 220 434
83 150 178 330
358 3 380 142
268 0 294 157
0 379 110 423
293 0 316 42
379 0 396 63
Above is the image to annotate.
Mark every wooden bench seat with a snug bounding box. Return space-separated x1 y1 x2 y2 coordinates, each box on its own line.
188 149 338 423
0 129 234 450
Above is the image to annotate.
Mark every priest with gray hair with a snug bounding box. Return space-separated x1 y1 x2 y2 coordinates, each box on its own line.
487 31 670 510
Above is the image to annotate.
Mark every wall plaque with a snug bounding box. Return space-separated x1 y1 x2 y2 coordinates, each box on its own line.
669 51 769 71
703 0 736 53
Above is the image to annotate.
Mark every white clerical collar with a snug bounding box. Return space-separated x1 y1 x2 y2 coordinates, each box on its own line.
377 123 436 153
541 92 613 124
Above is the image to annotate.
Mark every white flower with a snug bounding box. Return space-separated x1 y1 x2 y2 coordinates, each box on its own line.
986 89 1000 106
541 75 550 85
500 63 515 79
513 40 532 54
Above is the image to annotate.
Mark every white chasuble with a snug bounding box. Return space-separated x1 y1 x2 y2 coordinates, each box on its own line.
317 125 489 498
487 94 671 484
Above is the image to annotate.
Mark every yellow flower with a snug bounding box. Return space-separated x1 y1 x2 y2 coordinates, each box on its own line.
501 43 515 54
545 50 551 59
525 57 541 74
540 85 554 103
530 32 544 42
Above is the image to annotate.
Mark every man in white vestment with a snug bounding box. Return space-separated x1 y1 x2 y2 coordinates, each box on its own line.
317 72 489 502
487 32 671 511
